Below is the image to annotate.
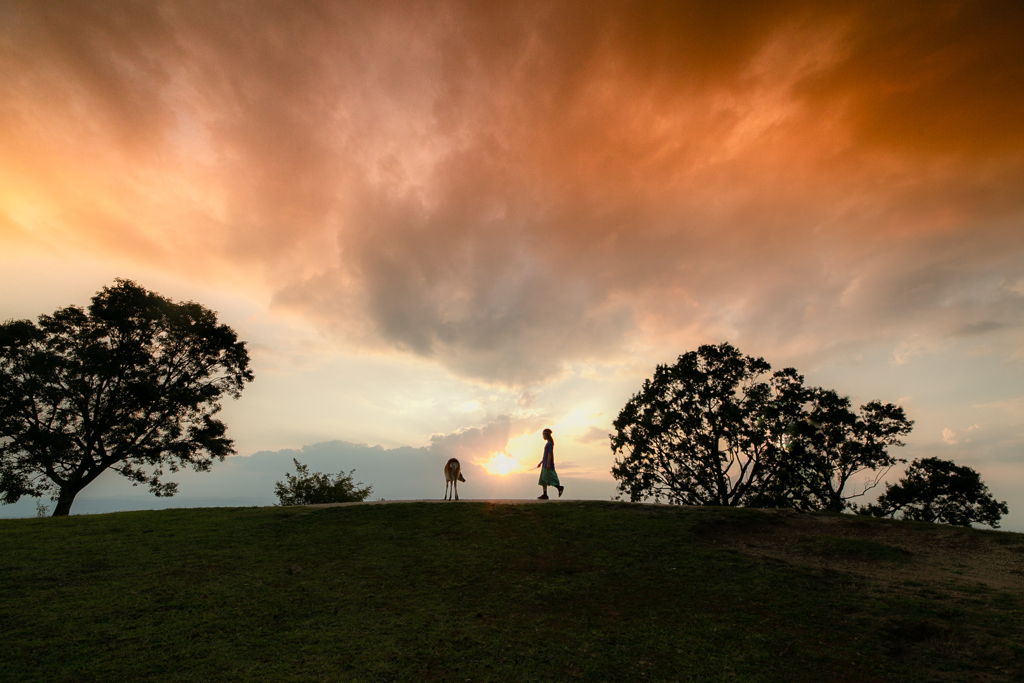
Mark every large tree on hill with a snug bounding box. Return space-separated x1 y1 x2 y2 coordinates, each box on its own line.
862 457 1008 528
0 279 253 516
610 343 913 510
610 343 799 505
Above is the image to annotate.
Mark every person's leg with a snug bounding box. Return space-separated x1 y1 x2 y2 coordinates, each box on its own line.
538 485 549 499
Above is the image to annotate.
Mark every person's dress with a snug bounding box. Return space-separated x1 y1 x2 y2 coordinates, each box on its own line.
538 440 561 487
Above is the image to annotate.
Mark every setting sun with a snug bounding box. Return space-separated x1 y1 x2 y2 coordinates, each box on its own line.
481 452 519 476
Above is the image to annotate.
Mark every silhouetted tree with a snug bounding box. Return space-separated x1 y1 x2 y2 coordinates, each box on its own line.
274 459 372 505
861 457 1008 528
749 388 914 512
611 343 914 510
0 279 253 516
610 343 797 505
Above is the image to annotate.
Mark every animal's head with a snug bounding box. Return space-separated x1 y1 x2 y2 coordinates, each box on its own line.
458 473 466 482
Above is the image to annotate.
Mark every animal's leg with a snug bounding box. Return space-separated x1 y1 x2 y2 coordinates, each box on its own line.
444 480 450 500
454 480 459 501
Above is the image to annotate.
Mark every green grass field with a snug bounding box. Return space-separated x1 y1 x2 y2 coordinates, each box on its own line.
1 501 1022 682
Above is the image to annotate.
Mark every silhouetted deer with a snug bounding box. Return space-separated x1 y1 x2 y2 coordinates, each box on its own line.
444 458 466 501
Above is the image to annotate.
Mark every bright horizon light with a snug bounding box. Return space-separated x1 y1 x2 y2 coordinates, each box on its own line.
480 452 520 476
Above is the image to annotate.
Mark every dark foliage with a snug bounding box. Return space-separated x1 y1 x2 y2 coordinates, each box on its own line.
611 342 913 510
0 279 253 515
274 458 373 505
749 387 914 512
862 457 1008 528
610 343 787 505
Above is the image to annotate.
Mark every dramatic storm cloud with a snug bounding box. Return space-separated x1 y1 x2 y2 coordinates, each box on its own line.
1 2 1022 523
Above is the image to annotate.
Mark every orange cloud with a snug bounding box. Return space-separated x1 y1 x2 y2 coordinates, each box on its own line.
1 1 1022 384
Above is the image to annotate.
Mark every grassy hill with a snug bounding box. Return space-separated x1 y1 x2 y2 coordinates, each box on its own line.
1 501 1022 682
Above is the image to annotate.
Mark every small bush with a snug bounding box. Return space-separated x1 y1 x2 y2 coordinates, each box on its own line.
274 459 373 505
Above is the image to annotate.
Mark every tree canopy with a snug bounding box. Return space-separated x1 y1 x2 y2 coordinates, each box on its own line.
274 459 373 506
0 279 253 516
610 343 783 505
748 387 914 512
611 342 914 511
862 457 1008 528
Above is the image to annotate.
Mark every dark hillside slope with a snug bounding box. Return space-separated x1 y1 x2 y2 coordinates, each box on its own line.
1 502 1022 682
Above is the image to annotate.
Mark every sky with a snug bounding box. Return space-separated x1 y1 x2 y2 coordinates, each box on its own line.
1 1 1023 527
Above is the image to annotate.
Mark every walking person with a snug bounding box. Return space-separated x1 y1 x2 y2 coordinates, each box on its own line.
536 428 564 499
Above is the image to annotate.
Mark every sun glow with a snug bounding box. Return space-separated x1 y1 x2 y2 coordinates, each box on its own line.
481 451 519 476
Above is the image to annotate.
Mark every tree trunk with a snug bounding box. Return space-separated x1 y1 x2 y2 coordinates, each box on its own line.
51 488 80 517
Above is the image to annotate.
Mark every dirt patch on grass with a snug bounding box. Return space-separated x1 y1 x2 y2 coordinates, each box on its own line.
693 508 1024 592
